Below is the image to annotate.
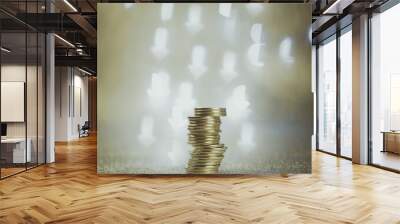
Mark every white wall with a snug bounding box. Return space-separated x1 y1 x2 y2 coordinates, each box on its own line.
1 65 40 138
55 67 89 141
1 64 46 164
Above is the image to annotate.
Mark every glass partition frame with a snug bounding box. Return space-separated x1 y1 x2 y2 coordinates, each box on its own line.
316 25 353 160
0 1 47 179
369 2 400 173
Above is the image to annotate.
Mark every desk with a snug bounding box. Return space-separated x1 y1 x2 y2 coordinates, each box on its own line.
382 131 400 154
1 138 31 163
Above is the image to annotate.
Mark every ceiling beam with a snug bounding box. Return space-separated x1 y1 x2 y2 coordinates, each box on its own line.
55 55 96 71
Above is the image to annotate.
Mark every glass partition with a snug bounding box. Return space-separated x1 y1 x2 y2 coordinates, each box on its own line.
0 1 46 179
27 31 38 169
0 30 28 177
38 32 46 165
371 3 400 171
340 28 352 158
317 36 337 154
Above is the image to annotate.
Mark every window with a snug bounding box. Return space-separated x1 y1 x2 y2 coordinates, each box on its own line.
318 36 337 154
340 29 352 158
371 3 400 171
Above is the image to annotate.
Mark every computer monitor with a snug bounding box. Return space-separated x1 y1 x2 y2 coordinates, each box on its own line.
1 123 7 137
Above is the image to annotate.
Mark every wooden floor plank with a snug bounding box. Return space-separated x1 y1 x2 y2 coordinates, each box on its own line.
0 134 400 223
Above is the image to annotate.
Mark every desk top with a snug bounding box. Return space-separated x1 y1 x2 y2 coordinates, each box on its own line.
1 138 27 143
381 131 400 134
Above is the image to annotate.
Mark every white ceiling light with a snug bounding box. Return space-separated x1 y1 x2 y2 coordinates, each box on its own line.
1 47 11 53
63 0 78 12
54 34 75 48
78 67 93 76
323 0 354 14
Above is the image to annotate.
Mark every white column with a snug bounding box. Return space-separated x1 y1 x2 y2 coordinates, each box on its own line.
46 32 55 163
352 14 369 164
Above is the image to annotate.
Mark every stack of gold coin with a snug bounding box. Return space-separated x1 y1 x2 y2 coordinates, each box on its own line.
187 108 227 174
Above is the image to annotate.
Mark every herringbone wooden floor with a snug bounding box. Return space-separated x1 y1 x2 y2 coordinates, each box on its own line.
1 134 400 224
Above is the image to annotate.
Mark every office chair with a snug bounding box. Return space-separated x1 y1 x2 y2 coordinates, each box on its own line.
79 121 90 138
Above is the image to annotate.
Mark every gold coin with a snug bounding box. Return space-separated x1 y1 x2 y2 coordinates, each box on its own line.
195 111 226 115
188 133 220 136
188 127 221 130
187 167 221 170
188 122 221 125
188 125 220 128
195 107 225 110
194 112 226 116
191 143 224 147
191 148 225 152
188 163 221 167
188 124 220 127
187 170 219 174
189 128 220 131
189 117 220 120
189 142 221 145
187 167 219 170
188 159 222 162
190 142 222 144
187 172 219 174
191 152 225 156
188 163 219 166
194 108 226 113
188 131 220 134
188 138 220 142
190 150 224 154
189 135 220 138
188 165 219 168
188 118 221 122
188 137 220 140
188 136 220 139
188 162 221 165
191 145 225 148
187 168 219 171
188 118 221 121
191 149 225 153
190 155 224 158
191 150 225 154
189 118 220 121
187 168 220 172
191 154 224 158
189 115 221 119
190 154 224 158
189 159 223 163
188 123 220 127
190 153 224 156
187 165 219 168
188 123 220 126
190 152 224 155
194 108 226 114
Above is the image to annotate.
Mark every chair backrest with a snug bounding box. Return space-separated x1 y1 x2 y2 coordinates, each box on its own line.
82 121 90 129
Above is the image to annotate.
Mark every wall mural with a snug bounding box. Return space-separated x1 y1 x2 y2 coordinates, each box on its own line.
98 3 312 174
